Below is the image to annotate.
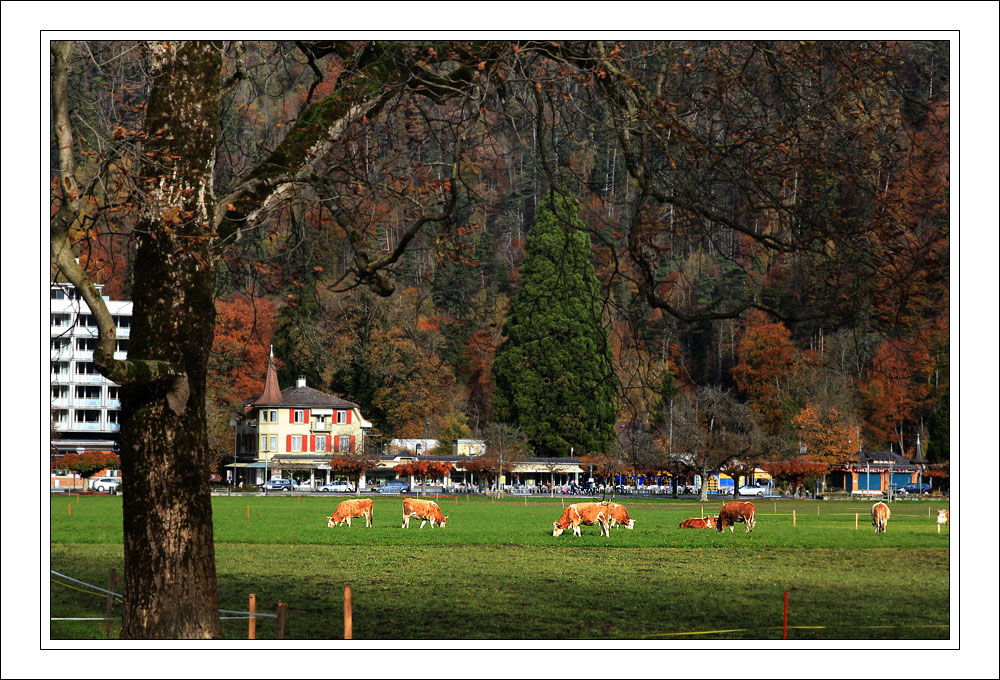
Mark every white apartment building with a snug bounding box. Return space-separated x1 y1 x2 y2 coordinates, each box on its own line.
50 282 131 438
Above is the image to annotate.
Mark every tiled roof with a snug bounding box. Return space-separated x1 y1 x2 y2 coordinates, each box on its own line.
245 352 359 409
276 385 359 409
839 450 920 470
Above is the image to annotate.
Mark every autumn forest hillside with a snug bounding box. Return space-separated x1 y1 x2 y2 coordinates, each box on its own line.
57 40 950 471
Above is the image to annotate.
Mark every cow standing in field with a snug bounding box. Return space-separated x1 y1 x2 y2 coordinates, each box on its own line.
936 509 949 533
871 501 891 534
717 501 756 533
552 502 611 537
604 501 636 530
327 498 374 528
401 498 448 528
679 516 718 529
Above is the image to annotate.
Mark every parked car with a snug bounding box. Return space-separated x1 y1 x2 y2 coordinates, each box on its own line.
258 478 294 491
738 484 771 497
897 482 932 495
90 476 121 493
293 479 317 491
376 480 409 493
317 481 355 493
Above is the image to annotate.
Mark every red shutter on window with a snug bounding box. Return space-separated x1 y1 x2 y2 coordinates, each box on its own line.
326 435 331 451
350 435 356 452
346 410 352 424
310 435 315 452
286 435 292 452
304 409 310 424
289 409 294 423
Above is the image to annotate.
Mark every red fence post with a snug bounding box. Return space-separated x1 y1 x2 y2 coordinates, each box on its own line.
783 590 788 640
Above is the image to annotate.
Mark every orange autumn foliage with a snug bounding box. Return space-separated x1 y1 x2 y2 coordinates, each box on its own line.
791 402 858 466
206 295 277 459
732 310 798 434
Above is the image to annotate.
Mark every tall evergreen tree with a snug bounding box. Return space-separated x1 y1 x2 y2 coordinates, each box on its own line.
493 192 617 457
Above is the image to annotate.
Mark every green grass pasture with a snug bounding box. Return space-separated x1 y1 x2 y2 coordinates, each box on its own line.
50 494 950 640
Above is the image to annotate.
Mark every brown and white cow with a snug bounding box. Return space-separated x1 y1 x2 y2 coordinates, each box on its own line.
604 501 636 530
717 501 756 533
936 508 949 533
679 516 718 529
552 502 611 537
401 498 448 529
327 498 374 528
871 501 890 534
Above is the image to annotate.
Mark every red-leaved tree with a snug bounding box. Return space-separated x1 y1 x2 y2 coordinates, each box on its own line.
59 452 121 482
762 458 829 498
395 461 454 495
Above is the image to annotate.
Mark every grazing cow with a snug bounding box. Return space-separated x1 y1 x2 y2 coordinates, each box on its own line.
679 516 718 529
871 501 891 534
401 498 448 529
552 502 611 537
717 501 756 533
936 509 949 533
327 498 374 528
604 501 636 530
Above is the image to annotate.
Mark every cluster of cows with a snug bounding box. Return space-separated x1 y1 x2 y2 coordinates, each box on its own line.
324 497 950 536
326 498 448 529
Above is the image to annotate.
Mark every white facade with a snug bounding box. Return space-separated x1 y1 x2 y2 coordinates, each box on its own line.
50 283 131 435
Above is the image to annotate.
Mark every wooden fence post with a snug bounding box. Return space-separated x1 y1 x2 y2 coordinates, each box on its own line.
793 510 796 527
855 513 859 530
276 602 286 640
248 593 256 640
344 585 353 640
68 503 71 517
104 567 116 637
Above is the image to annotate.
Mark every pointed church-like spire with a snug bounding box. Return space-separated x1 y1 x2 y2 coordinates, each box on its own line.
253 345 283 405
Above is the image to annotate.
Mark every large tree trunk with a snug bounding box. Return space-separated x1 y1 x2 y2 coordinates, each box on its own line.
118 41 223 639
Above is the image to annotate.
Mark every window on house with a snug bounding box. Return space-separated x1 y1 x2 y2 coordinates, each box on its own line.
75 362 98 375
76 338 96 351
52 338 69 351
51 313 71 327
52 361 69 375
114 315 131 329
116 339 129 353
53 409 69 423
293 410 304 424
259 410 269 424
339 436 350 453
75 386 101 399
77 314 96 328
52 386 69 401
108 387 119 401
107 410 119 424
336 410 346 424
270 435 277 452
315 436 327 452
74 409 101 423
291 435 303 452
260 435 269 451
51 288 66 300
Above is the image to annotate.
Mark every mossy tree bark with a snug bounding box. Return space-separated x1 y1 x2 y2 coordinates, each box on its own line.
120 41 223 639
